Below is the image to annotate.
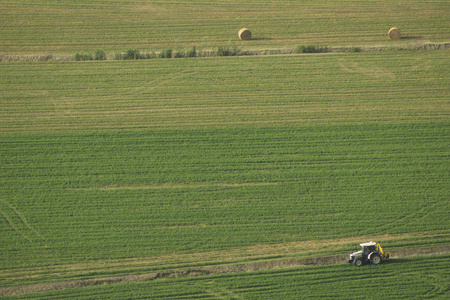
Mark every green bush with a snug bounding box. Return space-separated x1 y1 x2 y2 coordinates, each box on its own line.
124 49 141 60
174 46 197 58
114 49 150 60
215 44 241 56
75 50 107 61
186 46 197 58
74 52 93 61
94 49 107 60
294 45 329 54
160 49 173 58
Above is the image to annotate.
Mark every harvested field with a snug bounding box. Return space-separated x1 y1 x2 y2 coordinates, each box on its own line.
1 245 449 296
1 0 449 54
1 51 449 133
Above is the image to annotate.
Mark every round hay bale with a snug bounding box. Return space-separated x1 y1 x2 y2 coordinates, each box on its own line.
388 27 401 40
238 28 252 40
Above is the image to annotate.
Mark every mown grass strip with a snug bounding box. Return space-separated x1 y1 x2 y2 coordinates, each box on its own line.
4 254 448 299
2 233 448 289
1 51 448 133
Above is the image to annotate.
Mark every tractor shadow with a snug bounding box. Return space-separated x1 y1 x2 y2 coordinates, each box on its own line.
350 258 409 267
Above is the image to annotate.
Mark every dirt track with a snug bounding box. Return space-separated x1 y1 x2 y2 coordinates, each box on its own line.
1 245 449 296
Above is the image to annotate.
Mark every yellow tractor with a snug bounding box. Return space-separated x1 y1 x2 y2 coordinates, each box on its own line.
348 241 390 267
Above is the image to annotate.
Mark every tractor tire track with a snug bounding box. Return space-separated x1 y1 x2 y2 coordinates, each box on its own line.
1 245 449 296
0 199 43 243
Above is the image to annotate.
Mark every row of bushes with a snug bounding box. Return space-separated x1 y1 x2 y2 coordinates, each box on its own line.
294 45 361 53
294 45 329 53
74 45 362 61
74 49 152 61
74 50 107 61
74 44 247 61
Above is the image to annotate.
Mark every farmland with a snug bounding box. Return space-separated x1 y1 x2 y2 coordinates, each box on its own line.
1 50 449 297
1 0 449 54
1 0 450 298
1 51 449 132
7 255 449 299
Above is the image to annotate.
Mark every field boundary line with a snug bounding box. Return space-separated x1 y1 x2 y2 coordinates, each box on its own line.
1 42 449 62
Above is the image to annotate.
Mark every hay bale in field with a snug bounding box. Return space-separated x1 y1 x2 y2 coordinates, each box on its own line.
388 27 401 40
238 28 252 40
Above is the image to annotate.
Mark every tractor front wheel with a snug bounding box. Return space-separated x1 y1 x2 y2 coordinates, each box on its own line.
371 254 381 265
353 258 363 267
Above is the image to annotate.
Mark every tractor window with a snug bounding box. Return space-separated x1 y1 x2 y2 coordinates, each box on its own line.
364 246 375 253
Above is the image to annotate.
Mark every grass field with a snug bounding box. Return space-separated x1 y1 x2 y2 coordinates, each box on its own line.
1 50 449 297
1 51 449 132
1 0 449 54
2 122 448 268
6 254 448 299
1 0 449 298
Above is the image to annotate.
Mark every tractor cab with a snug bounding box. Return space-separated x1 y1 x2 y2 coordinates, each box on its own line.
361 241 377 254
348 241 389 267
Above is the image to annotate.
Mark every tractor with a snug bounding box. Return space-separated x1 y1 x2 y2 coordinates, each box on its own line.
348 241 390 267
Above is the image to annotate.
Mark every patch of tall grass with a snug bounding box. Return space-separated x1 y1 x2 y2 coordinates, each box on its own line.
294 45 329 54
74 50 106 61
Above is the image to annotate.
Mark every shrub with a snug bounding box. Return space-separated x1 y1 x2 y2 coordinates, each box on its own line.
215 44 241 56
124 49 141 60
174 51 184 58
74 52 93 61
94 49 107 60
294 45 329 54
186 46 197 58
75 50 107 61
114 49 148 60
145 52 157 59
160 49 173 58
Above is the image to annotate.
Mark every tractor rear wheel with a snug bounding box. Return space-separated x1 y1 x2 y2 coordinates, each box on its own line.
371 254 381 265
353 258 363 267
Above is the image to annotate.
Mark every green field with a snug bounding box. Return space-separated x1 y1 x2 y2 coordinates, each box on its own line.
1 0 450 298
1 51 449 297
2 122 448 267
1 0 449 54
1 51 448 132
7 255 449 299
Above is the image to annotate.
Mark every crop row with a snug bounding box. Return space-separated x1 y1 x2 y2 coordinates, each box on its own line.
1 0 449 54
